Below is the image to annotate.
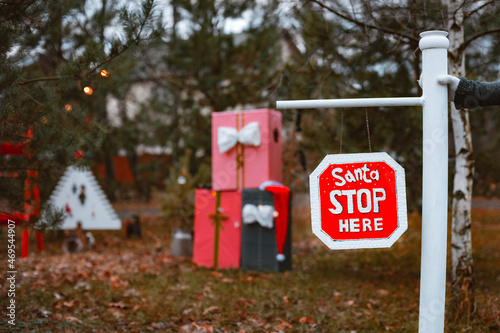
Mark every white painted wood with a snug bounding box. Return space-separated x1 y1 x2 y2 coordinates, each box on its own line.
309 152 407 250
48 166 122 230
417 31 449 333
276 96 423 109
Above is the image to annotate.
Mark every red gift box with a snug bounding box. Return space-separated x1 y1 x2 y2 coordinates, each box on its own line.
211 109 282 191
193 189 242 269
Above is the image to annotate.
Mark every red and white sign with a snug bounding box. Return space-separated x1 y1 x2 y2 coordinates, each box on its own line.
309 152 407 250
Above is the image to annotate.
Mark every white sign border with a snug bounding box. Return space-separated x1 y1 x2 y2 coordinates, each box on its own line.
309 152 408 250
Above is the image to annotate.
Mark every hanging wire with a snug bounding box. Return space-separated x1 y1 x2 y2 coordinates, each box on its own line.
339 109 344 154
365 108 372 153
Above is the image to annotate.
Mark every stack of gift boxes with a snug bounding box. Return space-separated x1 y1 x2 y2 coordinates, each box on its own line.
192 109 292 272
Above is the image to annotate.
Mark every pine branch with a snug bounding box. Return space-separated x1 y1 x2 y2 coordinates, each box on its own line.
17 87 44 106
19 0 160 86
309 0 418 43
19 76 60 86
19 39 144 87
1 0 39 22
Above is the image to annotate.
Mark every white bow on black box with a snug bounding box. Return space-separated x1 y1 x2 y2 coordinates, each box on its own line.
242 204 275 229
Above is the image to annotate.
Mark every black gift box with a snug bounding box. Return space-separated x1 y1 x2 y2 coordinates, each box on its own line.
240 189 292 272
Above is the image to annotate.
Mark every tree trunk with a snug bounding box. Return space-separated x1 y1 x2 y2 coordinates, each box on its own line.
446 0 475 320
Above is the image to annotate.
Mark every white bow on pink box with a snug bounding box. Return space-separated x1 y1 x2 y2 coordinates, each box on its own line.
217 121 261 154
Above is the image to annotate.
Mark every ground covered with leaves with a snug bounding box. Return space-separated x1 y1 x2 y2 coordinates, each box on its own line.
1 208 499 332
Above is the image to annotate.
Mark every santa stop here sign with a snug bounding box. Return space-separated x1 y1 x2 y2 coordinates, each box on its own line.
310 152 408 250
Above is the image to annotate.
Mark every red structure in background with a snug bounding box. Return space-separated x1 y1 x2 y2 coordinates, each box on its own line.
94 154 172 187
95 156 136 185
0 129 42 257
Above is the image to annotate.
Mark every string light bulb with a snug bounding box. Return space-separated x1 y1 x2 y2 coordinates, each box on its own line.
65 104 72 112
100 69 110 77
83 86 93 95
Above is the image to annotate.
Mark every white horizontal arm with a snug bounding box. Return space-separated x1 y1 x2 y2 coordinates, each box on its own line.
276 97 423 109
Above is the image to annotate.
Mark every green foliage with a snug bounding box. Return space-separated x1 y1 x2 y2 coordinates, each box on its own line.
0 0 163 217
35 201 66 231
157 149 210 231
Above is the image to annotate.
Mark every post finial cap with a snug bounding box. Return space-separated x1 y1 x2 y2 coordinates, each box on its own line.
419 31 449 50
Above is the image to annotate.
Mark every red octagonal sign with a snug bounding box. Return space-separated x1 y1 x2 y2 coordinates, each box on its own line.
310 152 407 250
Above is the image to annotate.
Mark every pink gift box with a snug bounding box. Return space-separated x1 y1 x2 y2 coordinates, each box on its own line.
212 109 282 191
193 189 242 269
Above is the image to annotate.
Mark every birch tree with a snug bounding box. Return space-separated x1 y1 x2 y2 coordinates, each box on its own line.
444 0 500 318
445 0 474 317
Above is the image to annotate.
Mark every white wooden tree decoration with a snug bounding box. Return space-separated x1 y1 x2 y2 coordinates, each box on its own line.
48 166 122 230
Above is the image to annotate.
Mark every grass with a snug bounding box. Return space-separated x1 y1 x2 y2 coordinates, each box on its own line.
1 207 499 332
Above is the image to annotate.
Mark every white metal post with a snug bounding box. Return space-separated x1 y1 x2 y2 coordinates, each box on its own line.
418 30 449 333
276 30 450 332
276 96 423 109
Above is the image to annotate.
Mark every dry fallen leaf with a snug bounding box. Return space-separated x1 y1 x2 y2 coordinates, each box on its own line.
200 323 214 333
240 276 253 283
63 300 76 308
298 316 314 324
65 315 82 323
345 299 356 306
109 301 128 309
124 288 141 297
151 322 167 329
377 289 390 296
202 306 219 315
274 319 292 331
52 313 63 321
109 275 120 283
237 298 256 305
180 322 213 333
211 271 222 278
108 308 124 318
37 307 52 318
160 256 172 263
248 316 266 327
